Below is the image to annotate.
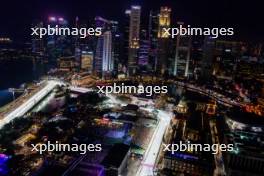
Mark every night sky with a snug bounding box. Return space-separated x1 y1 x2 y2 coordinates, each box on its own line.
0 0 263 42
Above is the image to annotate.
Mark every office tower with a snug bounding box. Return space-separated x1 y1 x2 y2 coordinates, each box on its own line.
127 6 141 75
201 36 215 81
94 16 109 75
94 35 104 74
74 16 81 68
173 22 192 77
157 7 171 75
110 21 121 76
102 31 113 73
94 17 118 78
31 21 44 57
191 37 204 76
148 10 159 71
123 10 131 67
138 29 150 68
214 40 243 78
46 16 72 68
157 7 171 38
112 32 122 75
81 51 93 73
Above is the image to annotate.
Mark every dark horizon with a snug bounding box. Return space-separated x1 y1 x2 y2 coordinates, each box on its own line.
0 0 263 42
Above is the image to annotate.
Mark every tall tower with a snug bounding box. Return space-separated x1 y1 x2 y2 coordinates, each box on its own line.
102 31 113 73
74 16 81 68
138 29 150 68
94 17 117 78
201 36 215 81
148 10 159 71
157 7 171 75
127 5 141 75
157 7 171 38
173 22 192 77
46 16 70 68
81 51 93 73
32 21 44 57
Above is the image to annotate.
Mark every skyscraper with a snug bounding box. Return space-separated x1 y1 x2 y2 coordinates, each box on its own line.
148 10 159 71
157 7 171 75
173 22 192 77
94 17 118 78
74 16 81 69
201 36 215 81
138 29 150 68
81 51 93 73
102 31 113 73
31 21 44 57
127 6 141 75
46 16 72 68
157 7 171 39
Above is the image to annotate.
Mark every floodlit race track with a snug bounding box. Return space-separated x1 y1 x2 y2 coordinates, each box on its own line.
0 81 60 129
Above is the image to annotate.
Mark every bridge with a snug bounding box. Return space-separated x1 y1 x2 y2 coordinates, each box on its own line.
0 80 94 129
0 81 61 129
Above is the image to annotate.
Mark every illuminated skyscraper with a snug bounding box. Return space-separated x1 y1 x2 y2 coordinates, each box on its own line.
148 10 159 71
173 22 192 77
102 31 113 73
74 16 81 68
94 17 118 78
127 6 141 75
201 36 215 81
81 51 93 73
157 7 171 38
46 16 72 68
138 29 150 67
31 21 44 57
157 7 171 75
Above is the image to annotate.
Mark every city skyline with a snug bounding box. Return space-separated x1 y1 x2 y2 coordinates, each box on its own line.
0 0 263 41
0 1 263 176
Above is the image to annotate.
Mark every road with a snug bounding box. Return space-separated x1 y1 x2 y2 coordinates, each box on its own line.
0 81 60 128
173 81 244 107
136 110 172 176
209 120 226 176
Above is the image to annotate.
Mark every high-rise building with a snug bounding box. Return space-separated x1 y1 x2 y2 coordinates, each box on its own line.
81 51 93 73
123 10 131 67
148 10 159 71
74 16 82 68
214 40 243 79
94 17 119 78
173 22 192 77
94 35 104 74
102 31 113 73
31 21 44 57
127 6 141 75
46 16 72 68
138 29 150 68
201 36 215 81
110 21 121 76
157 7 171 75
157 7 171 38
